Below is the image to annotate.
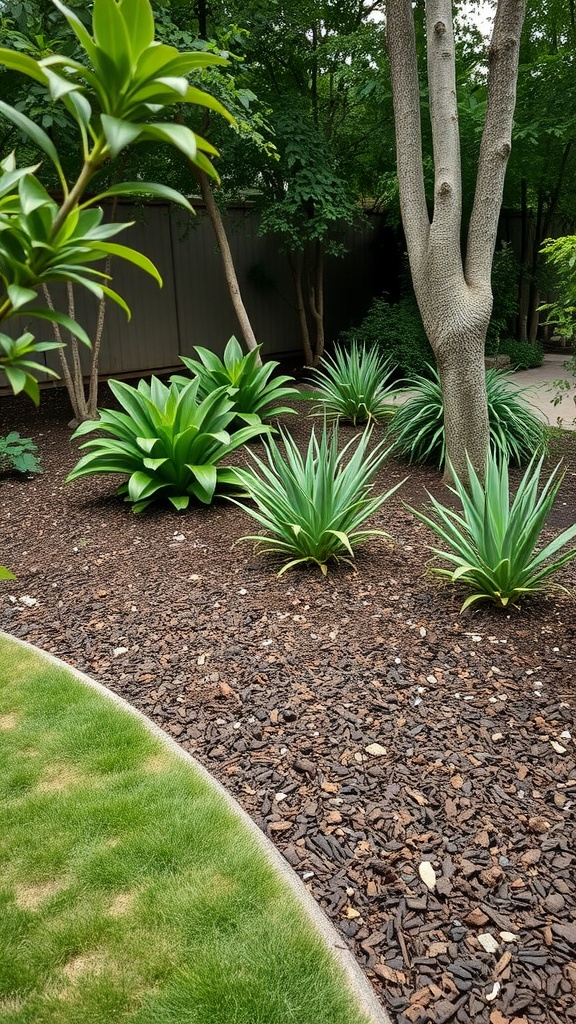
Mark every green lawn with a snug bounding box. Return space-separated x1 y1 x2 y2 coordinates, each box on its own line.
0 634 372 1024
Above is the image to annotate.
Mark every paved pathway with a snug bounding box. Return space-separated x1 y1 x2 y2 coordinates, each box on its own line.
508 352 576 430
387 353 576 431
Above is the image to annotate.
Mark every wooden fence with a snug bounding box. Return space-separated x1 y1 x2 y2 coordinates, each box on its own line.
2 203 397 385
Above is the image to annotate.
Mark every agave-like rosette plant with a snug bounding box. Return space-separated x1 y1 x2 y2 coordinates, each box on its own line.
388 366 547 467
229 421 405 574
308 342 399 424
171 336 300 427
411 451 576 609
67 377 270 512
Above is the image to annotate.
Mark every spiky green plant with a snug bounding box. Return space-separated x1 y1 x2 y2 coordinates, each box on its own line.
229 421 404 574
388 366 547 467
307 342 398 424
67 377 269 511
171 336 299 426
411 451 576 609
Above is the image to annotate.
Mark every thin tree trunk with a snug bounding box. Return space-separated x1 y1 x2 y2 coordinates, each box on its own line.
289 252 314 366
307 240 325 366
194 168 261 364
518 178 529 340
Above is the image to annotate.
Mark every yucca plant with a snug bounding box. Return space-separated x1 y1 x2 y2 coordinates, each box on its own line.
66 377 270 512
388 366 547 467
229 421 404 574
307 342 399 424
170 336 300 426
411 451 576 609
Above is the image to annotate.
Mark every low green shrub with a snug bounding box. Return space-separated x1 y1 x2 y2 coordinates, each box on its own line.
229 421 404 575
171 336 299 426
410 451 576 609
307 342 398 424
341 295 433 377
0 432 42 475
498 338 543 370
67 377 269 512
388 366 547 467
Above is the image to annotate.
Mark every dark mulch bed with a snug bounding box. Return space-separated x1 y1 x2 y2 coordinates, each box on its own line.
1 387 576 1024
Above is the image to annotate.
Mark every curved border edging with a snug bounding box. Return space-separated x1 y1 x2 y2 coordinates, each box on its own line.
1 631 392 1024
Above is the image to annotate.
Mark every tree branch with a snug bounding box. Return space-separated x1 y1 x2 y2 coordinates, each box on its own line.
385 0 430 265
426 0 462 244
466 0 525 286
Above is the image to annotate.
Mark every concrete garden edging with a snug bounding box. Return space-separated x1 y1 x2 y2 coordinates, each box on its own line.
1 630 392 1024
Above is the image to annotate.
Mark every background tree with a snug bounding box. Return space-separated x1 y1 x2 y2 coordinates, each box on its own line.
385 0 525 481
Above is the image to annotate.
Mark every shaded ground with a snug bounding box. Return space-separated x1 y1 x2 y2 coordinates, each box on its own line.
1 388 575 1024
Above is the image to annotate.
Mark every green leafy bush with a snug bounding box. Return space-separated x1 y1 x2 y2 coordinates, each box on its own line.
498 338 543 370
67 377 269 512
341 295 432 377
230 421 404 575
0 432 42 475
388 367 547 467
411 451 576 609
307 342 398 424
171 337 299 426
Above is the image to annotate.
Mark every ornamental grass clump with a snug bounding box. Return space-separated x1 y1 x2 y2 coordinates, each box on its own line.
307 342 398 424
411 451 576 609
230 421 404 574
171 336 299 426
67 376 269 512
389 366 547 467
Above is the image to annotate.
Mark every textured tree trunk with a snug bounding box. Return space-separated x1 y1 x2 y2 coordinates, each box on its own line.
195 168 261 364
386 0 525 483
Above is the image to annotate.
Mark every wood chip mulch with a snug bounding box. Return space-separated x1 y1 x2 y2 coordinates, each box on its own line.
1 389 575 1024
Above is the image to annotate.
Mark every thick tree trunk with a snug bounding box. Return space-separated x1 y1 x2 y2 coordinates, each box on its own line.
436 338 490 483
386 0 525 482
195 168 261 363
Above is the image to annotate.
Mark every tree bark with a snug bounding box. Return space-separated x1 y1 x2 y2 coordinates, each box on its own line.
289 252 314 366
195 167 262 364
386 0 525 483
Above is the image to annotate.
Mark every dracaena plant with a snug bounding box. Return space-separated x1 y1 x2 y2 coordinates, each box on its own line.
307 342 399 425
411 451 576 610
170 336 300 427
229 421 404 575
66 376 270 512
0 0 231 405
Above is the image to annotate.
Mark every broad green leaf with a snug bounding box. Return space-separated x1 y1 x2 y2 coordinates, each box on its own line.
0 101 65 187
7 284 37 311
93 0 132 70
183 86 234 123
88 181 193 212
51 0 98 62
24 308 92 347
101 116 143 158
118 0 155 56
0 49 48 85
83 242 162 285
0 566 16 580
140 122 198 160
